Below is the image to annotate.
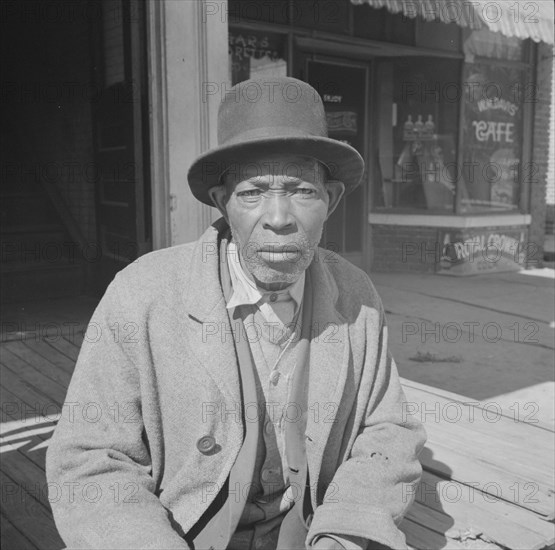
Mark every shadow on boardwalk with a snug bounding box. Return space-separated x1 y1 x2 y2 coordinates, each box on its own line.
1 297 95 550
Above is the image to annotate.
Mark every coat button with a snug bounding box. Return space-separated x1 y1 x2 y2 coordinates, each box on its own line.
269 370 280 385
196 435 216 454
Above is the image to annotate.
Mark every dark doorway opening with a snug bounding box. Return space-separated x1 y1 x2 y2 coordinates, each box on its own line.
0 0 151 303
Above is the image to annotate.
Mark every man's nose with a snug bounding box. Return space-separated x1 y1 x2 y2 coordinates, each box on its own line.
261 194 295 232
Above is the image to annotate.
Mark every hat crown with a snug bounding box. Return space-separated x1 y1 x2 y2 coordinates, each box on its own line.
218 77 328 146
187 76 365 206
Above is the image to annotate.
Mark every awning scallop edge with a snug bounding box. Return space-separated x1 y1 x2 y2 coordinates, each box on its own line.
350 0 554 45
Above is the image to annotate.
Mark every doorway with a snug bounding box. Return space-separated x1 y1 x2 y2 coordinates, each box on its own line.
90 0 152 293
296 57 371 270
0 0 152 302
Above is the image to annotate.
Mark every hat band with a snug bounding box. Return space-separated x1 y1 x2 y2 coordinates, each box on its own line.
220 125 326 147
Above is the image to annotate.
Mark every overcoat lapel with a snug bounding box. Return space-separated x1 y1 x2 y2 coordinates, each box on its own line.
304 256 351 507
191 233 261 550
181 221 242 418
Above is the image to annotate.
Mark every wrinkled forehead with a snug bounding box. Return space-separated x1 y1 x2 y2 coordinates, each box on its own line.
222 155 327 186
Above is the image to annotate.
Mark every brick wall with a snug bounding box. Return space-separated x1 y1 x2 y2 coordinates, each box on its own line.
547 54 555 206
369 224 530 274
529 41 554 267
370 225 440 273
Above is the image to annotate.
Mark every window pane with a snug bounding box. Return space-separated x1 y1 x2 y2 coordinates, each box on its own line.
463 29 525 63
229 30 287 86
375 57 459 212
306 61 366 254
102 0 125 87
325 197 345 253
460 62 524 212
353 3 415 45
345 185 363 252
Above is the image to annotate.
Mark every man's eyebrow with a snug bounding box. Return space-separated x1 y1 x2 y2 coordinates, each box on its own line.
233 177 270 187
237 176 309 184
281 177 321 186
229 170 324 187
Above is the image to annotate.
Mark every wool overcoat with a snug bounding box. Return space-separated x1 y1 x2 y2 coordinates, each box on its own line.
46 218 426 549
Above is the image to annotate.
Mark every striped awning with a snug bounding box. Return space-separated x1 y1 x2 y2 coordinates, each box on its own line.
350 0 554 44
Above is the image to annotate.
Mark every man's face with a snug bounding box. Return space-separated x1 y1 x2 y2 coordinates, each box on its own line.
210 154 343 289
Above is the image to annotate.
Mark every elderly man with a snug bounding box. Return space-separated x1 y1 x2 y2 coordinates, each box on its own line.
47 77 425 550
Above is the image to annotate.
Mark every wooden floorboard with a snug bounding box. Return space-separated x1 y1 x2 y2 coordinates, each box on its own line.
46 335 81 363
417 471 555 549
1 344 70 548
0 471 64 550
3 341 73 386
71 330 85 349
1 354 67 406
1 299 92 550
1 513 39 550
22 338 76 374
404 501 500 549
401 517 471 550
1 385 57 471
1 443 51 508
420 440 554 517
403 382 555 487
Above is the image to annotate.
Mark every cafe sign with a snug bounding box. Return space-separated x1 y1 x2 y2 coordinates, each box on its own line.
461 62 524 208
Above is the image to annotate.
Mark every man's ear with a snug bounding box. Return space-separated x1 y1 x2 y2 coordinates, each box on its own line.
208 185 229 221
325 180 345 219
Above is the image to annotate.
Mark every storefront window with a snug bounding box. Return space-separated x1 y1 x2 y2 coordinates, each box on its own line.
229 30 287 85
375 57 460 211
459 61 525 212
463 28 524 63
458 27 528 213
306 60 367 258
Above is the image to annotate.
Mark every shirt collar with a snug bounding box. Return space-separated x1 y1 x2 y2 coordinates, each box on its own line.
226 241 305 310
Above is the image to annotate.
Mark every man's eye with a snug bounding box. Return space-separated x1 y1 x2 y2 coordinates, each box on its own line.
294 188 316 196
237 189 262 197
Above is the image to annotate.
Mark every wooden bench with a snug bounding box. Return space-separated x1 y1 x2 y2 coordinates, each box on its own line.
399 379 555 550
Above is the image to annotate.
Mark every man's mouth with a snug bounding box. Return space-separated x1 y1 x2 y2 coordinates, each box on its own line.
257 245 302 261
258 246 298 253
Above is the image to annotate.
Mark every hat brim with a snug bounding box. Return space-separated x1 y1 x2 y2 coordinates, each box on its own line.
187 136 365 206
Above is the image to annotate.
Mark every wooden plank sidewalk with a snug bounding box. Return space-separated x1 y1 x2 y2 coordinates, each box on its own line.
1 335 554 549
1 332 82 550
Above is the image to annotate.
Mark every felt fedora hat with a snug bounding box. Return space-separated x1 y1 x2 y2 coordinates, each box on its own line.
187 76 365 206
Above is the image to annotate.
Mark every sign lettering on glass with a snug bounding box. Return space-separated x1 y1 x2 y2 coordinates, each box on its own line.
326 111 357 134
228 34 281 61
461 63 524 209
